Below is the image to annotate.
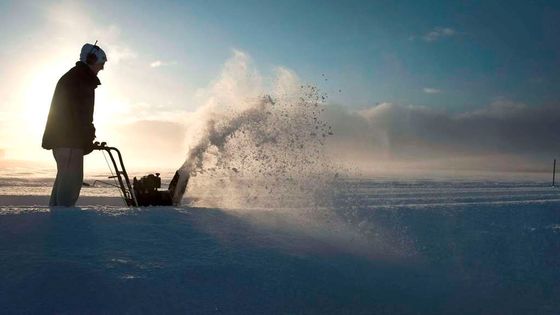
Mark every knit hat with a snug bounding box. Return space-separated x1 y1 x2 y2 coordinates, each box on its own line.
80 43 108 64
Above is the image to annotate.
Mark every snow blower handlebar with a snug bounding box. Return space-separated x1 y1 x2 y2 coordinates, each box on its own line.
92 141 138 206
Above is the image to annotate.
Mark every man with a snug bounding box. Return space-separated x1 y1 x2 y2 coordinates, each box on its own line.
42 43 107 207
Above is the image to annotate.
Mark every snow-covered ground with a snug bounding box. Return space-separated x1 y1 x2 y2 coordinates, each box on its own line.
1 172 560 314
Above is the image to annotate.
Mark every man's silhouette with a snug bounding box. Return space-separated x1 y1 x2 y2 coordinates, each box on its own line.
42 43 107 207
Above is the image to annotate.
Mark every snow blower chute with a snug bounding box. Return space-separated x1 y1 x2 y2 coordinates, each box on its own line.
92 141 189 207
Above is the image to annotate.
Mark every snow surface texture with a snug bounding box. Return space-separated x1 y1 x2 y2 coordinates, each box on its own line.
1 176 560 314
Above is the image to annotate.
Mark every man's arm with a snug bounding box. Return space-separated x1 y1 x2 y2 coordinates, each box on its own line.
65 77 96 153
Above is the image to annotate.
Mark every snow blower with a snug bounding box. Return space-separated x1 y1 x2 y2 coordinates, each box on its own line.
92 141 189 207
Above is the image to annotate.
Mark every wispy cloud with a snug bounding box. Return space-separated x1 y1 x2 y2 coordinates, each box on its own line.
423 88 442 94
150 60 163 68
410 27 458 42
150 60 177 68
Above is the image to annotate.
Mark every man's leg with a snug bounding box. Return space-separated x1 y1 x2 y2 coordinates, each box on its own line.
48 163 59 206
52 148 84 207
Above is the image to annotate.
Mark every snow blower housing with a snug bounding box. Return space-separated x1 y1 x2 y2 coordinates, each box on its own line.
93 141 188 207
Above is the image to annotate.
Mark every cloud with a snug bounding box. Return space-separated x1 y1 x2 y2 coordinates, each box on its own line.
104 44 137 64
323 100 560 172
150 60 163 68
0 149 4 160
412 27 457 42
150 60 178 68
459 99 526 119
423 88 442 94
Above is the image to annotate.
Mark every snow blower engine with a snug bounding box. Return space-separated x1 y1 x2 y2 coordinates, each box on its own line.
92 141 189 207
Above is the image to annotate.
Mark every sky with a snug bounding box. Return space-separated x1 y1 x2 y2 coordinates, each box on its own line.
1 0 559 173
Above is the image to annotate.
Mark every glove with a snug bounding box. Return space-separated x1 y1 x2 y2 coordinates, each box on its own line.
84 141 95 155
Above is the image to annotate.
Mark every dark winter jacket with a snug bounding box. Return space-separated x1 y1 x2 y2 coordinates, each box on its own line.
42 62 100 154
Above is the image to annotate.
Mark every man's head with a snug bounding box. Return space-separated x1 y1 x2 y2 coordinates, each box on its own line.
80 43 107 75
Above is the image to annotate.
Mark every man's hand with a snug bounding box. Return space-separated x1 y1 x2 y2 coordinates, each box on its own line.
84 141 95 155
